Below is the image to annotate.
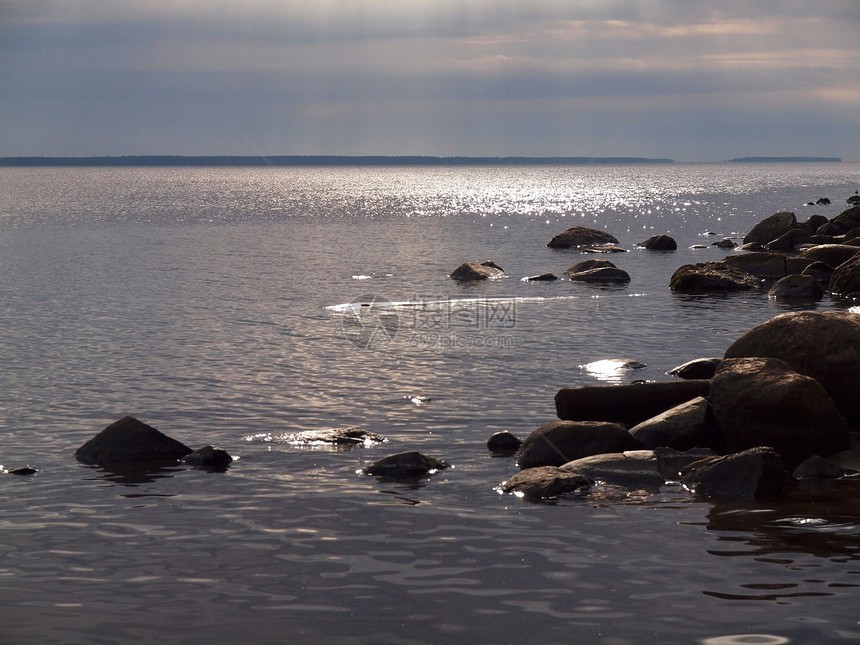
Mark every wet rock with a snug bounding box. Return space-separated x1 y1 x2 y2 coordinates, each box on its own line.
680 446 786 499
487 431 523 455
792 455 843 480
517 420 641 470
766 228 811 251
547 226 619 249
75 415 192 465
560 450 665 490
815 198 831 206
567 266 631 283
363 451 448 478
829 254 860 299
800 261 835 288
833 204 860 230
523 273 558 282
721 252 787 280
287 426 387 445
743 211 797 246
501 466 591 499
667 357 721 380
712 238 737 249
629 396 724 453
450 260 505 281
583 245 627 254
848 195 860 205
653 447 717 480
709 357 848 466
800 243 859 268
669 262 760 292
555 380 710 427
7 466 37 476
639 234 677 251
564 259 616 276
182 445 233 469
767 274 824 301
724 310 860 431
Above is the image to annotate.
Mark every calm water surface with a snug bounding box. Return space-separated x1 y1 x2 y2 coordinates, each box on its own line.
1 163 859 644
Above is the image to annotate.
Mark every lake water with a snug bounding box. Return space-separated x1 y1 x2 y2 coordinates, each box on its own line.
1 162 859 644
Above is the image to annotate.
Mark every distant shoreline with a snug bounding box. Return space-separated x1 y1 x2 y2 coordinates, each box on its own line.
730 156 842 163
0 155 675 167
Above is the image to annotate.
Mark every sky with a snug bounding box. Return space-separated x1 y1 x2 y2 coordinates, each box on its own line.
1 0 859 161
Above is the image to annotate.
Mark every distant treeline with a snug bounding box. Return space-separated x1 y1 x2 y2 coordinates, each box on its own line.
0 155 675 167
730 157 842 163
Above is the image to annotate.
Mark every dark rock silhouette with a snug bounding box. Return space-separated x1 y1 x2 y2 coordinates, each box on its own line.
547 226 619 249
363 451 448 478
450 260 504 280
680 446 786 499
517 420 642 469
75 415 192 465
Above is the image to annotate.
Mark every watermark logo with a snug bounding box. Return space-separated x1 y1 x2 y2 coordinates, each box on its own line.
337 294 517 350
340 294 400 349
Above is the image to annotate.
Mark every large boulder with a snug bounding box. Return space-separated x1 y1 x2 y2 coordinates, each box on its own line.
767 274 824 301
669 262 760 292
547 226 619 249
75 416 193 465
832 204 860 232
743 211 797 246
450 260 504 280
708 357 849 465
628 396 724 452
517 420 642 470
723 311 860 431
680 446 786 499
555 380 710 427
501 466 591 499
829 254 860 299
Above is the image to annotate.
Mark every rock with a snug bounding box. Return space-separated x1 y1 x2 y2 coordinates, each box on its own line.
816 198 831 206
806 213 830 230
800 261 835 288
450 260 505 281
724 310 860 431
680 446 786 499
653 447 717 480
487 431 523 455
183 445 233 469
629 396 724 453
721 252 787 280
792 455 843 480
516 420 641 470
563 259 616 276
583 245 627 254
560 450 665 490
8 466 37 476
816 222 844 236
829 253 860 299
501 466 591 499
709 357 848 465
567 266 631 283
848 195 860 205
833 204 860 230
799 244 859 268
547 226 619 249
766 228 811 251
667 357 721 379
767 274 824 301
639 234 677 251
738 242 766 251
712 238 738 249
669 262 760 292
523 273 558 282
75 415 193 465
743 211 797 246
363 451 448 478
555 380 710 427
286 426 387 445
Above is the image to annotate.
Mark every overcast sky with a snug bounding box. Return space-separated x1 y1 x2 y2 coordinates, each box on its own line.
1 0 859 161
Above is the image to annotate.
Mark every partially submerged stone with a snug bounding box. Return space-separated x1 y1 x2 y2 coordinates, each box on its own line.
487 431 523 455
560 450 665 490
792 455 843 480
639 234 677 251
629 396 723 453
667 357 721 380
680 446 786 499
501 466 591 500
523 272 558 282
363 451 448 478
669 262 760 292
183 445 233 469
450 261 505 281
75 415 192 465
547 226 619 249
286 426 387 446
767 274 824 301
743 211 797 246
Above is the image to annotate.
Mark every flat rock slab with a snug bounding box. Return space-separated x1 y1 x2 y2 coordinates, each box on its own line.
555 380 710 428
560 450 665 490
501 466 591 500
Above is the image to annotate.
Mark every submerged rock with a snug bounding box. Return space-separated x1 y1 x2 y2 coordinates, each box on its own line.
792 455 843 480
286 426 387 446
182 445 233 469
680 446 786 499
363 451 448 478
523 272 559 282
487 431 523 455
450 261 505 281
75 416 192 465
767 274 824 301
501 466 591 500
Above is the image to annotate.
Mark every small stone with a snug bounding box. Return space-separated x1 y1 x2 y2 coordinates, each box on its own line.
487 431 522 455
